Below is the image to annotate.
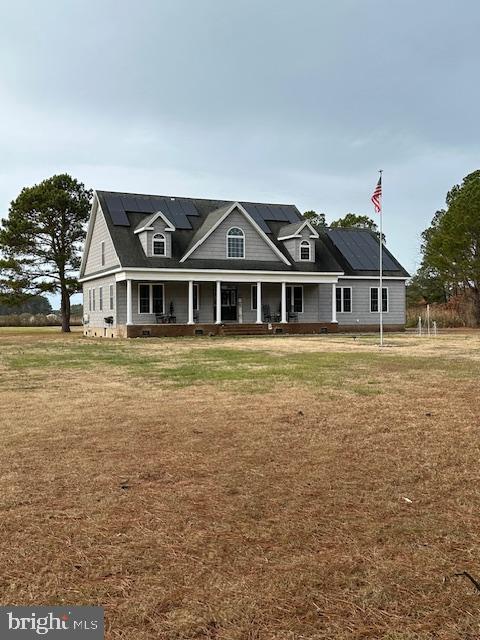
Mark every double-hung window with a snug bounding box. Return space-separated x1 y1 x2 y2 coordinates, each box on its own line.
152 285 164 314
88 288 92 312
286 285 303 313
139 284 150 313
370 287 388 313
153 233 166 256
99 286 103 311
336 287 352 313
299 240 311 261
92 288 96 312
138 283 165 314
251 285 258 311
193 284 199 311
109 284 114 311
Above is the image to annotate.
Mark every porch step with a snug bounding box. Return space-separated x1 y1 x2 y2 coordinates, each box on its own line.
220 324 268 336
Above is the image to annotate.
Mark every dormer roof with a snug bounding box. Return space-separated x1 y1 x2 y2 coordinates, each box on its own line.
278 220 319 240
133 211 175 234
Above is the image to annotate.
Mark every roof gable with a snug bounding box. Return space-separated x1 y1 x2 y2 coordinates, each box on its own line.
80 194 120 277
134 211 175 234
278 220 319 240
180 202 291 265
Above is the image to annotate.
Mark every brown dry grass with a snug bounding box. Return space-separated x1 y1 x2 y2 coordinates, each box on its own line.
1 329 480 639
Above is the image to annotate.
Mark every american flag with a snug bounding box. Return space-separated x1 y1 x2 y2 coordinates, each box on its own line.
371 175 382 213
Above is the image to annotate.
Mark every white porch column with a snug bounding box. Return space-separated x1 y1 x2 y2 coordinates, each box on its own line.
126 279 133 325
281 281 287 323
187 280 194 324
331 282 337 323
215 280 222 324
255 281 262 324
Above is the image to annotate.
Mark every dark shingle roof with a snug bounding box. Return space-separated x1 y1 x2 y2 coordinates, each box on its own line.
90 190 409 278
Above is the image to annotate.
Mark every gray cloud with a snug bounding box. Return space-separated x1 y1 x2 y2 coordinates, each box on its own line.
1 0 480 295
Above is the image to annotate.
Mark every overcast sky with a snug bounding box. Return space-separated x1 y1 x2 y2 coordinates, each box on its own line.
1 0 479 306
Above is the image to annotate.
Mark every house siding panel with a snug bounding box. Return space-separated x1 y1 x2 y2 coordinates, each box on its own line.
283 238 296 262
332 279 406 326
84 206 118 275
190 210 279 262
138 220 172 258
281 228 315 263
82 275 118 328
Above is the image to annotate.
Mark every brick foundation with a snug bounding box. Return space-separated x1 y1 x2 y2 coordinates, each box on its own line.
83 322 404 338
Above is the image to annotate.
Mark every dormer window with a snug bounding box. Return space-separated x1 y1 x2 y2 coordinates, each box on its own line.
153 233 166 256
299 240 311 261
227 227 245 258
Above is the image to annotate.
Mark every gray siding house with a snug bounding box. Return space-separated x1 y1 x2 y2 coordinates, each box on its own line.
79 190 409 338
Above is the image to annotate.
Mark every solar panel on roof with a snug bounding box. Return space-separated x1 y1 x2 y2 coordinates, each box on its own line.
282 206 302 223
264 204 288 222
149 198 194 229
134 196 156 213
240 203 271 233
328 229 398 271
104 194 131 225
109 209 130 225
120 195 140 212
178 199 199 217
104 191 303 233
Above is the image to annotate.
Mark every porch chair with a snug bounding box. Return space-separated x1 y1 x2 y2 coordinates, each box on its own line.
273 302 282 323
288 311 298 322
155 313 168 324
193 309 200 323
262 303 272 323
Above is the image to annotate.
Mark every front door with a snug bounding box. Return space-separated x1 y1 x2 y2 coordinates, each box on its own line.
221 286 237 321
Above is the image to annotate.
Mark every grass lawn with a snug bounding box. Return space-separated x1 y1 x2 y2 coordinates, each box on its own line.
1 329 480 639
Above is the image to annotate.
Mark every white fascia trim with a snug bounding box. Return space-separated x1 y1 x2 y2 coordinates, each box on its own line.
115 268 343 285
79 267 122 283
278 233 300 241
338 275 409 280
134 211 175 234
180 202 291 265
301 220 320 238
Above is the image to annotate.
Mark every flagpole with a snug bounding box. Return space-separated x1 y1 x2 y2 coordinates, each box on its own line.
379 169 383 347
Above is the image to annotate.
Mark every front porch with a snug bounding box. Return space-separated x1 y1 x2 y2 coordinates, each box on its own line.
120 279 339 328
82 273 344 338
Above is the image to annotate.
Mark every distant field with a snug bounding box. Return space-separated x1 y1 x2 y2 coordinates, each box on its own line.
1 329 480 639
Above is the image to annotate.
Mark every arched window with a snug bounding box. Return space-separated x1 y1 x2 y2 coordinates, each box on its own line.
153 233 166 256
227 227 245 258
300 240 311 261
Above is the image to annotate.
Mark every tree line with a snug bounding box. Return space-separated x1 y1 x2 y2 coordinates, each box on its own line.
408 170 480 324
1 171 479 330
